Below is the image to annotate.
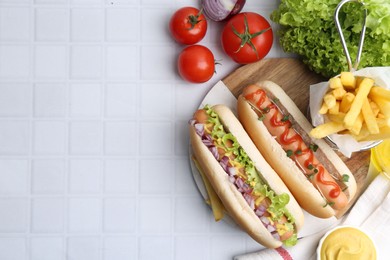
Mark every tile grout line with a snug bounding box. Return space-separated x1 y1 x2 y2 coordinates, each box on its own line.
62 0 71 258
26 1 35 258
134 3 141 259
100 2 106 259
62 0 72 259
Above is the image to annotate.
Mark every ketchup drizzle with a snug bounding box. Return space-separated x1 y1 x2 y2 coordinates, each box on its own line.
245 89 341 199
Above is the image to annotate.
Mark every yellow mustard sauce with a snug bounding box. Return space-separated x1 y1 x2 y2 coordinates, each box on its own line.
320 227 376 260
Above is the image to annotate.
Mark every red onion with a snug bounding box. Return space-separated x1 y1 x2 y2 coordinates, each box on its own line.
202 139 213 147
235 177 245 192
228 175 236 183
255 205 266 217
202 136 213 147
194 123 204 136
201 0 246 22
234 177 251 193
243 193 255 210
272 231 280 241
260 216 270 226
227 166 236 176
219 156 229 171
204 134 213 142
209 146 219 160
267 225 276 233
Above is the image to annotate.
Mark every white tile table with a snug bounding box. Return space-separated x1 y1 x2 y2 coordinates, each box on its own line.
0 0 292 259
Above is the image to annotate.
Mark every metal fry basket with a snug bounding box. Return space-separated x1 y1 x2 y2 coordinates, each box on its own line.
324 0 382 151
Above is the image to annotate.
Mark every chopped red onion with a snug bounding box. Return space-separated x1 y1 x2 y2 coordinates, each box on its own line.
272 231 280 241
255 205 266 217
219 156 229 171
236 179 251 193
227 166 236 176
244 184 252 193
201 0 246 22
204 134 213 142
243 193 255 210
194 123 204 136
250 199 255 210
267 225 276 233
235 177 252 193
260 216 270 226
235 177 245 192
228 175 236 183
209 146 219 160
202 137 213 147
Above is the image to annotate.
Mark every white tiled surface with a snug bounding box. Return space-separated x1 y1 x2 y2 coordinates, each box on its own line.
0 0 291 259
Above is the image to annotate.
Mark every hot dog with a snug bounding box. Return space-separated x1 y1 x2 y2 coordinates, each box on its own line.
237 81 357 218
189 104 304 248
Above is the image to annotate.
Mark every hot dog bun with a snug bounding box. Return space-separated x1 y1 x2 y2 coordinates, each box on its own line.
237 81 357 218
190 104 304 248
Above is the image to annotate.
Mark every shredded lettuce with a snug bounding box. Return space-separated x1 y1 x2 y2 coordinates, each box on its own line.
204 105 297 246
271 0 390 78
284 233 298 247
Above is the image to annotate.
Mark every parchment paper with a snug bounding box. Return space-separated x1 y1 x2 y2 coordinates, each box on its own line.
310 67 390 158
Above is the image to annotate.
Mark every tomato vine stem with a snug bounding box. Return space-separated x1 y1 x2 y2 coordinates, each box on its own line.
231 15 271 59
187 8 205 30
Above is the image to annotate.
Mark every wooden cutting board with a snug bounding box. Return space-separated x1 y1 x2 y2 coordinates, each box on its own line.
222 58 371 217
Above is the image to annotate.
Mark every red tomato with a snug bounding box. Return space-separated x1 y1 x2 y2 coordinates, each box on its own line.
169 7 208 45
221 12 273 64
177 45 215 83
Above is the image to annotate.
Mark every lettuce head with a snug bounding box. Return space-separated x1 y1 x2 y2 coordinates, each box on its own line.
271 0 390 77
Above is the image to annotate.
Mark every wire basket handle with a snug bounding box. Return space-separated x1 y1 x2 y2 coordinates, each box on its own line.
334 0 367 72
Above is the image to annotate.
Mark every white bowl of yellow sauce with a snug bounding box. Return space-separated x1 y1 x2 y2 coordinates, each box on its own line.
317 226 377 260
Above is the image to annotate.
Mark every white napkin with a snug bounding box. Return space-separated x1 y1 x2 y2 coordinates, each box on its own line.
234 173 390 260
342 174 390 260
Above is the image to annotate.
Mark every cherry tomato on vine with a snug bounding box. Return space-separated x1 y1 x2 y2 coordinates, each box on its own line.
169 7 208 45
221 12 273 64
177 45 215 83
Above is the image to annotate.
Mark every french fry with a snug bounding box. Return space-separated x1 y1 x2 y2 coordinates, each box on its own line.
358 126 390 141
323 93 336 109
332 87 347 100
329 77 343 89
369 86 390 101
319 102 328 114
343 77 374 128
348 112 364 136
377 113 385 119
340 92 355 113
377 117 390 128
361 98 379 134
350 126 370 141
192 156 225 221
370 95 390 118
310 121 346 139
328 101 340 115
355 76 364 88
327 112 346 123
340 72 356 89
314 72 389 143
369 101 380 117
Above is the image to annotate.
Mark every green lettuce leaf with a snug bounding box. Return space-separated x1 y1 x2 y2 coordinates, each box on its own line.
271 0 390 77
284 233 298 247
